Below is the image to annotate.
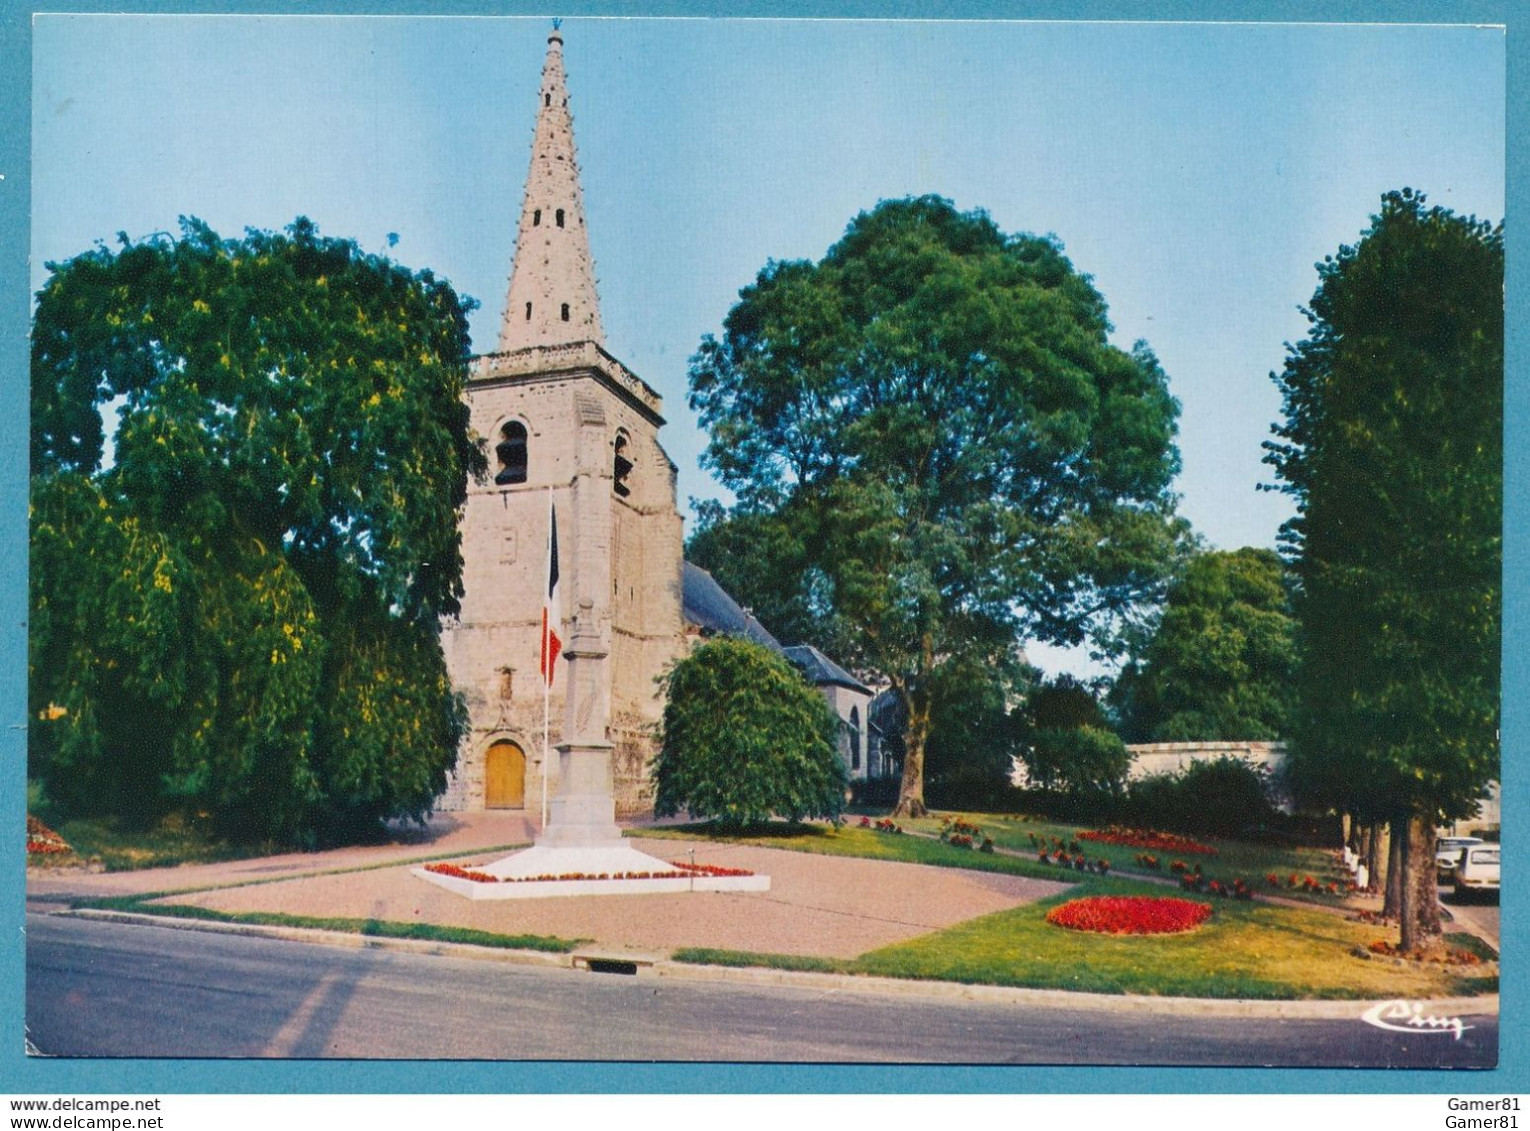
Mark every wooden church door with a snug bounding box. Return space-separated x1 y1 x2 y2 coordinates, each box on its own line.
485 740 526 809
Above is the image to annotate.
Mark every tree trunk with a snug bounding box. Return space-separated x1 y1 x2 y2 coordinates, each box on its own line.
1398 811 1443 954
1383 818 1402 917
1365 821 1384 893
891 682 930 818
890 638 935 819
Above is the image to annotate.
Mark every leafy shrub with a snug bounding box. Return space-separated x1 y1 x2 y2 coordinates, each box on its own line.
1024 725 1131 797
1124 756 1276 837
1018 676 1131 798
654 637 846 829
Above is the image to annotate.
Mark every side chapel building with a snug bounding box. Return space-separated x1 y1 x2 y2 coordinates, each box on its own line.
438 27 883 815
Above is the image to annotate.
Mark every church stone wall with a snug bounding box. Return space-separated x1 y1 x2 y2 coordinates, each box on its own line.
438 377 578 812
817 683 873 781
611 419 685 812
439 353 683 816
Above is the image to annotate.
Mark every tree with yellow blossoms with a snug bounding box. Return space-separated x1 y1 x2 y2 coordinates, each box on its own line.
30 218 485 843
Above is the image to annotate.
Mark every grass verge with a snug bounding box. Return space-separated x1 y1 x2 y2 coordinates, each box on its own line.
1446 931 1500 962
72 893 585 954
671 948 851 975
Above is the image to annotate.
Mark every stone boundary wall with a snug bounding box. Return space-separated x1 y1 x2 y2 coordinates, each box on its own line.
1124 740 1287 782
1126 740 1292 813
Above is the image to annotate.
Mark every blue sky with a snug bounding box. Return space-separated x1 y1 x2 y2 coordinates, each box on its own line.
31 15 1505 675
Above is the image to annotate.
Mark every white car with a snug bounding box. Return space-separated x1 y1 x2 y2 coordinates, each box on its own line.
1453 844 1500 900
1436 836 1483 882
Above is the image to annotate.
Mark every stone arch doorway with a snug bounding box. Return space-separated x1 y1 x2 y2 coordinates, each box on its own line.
485 739 527 809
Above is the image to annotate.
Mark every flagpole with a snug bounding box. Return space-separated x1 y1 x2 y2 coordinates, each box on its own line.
542 485 551 834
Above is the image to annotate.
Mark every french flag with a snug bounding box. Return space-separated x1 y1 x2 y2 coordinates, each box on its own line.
541 500 562 686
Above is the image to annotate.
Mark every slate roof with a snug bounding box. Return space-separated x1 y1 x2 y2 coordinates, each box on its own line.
682 563 874 695
781 645 871 695
681 561 782 651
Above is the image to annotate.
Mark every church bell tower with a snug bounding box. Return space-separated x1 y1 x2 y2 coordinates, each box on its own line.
438 24 685 821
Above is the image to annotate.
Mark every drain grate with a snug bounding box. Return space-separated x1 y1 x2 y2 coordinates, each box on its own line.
583 958 639 976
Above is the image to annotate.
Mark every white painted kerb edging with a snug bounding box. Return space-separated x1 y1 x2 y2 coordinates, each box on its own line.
412 867 771 900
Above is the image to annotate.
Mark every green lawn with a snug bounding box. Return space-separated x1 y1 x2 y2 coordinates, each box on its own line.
635 820 1064 881
637 812 1354 904
677 873 1495 1000
857 876 1493 999
640 817 1495 1000
900 811 1356 906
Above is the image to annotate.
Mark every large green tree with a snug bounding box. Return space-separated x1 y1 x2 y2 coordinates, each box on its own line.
29 218 485 843
688 196 1185 815
1265 189 1502 951
1110 547 1297 743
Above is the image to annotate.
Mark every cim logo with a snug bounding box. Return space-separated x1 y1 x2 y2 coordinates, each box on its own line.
1361 999 1473 1041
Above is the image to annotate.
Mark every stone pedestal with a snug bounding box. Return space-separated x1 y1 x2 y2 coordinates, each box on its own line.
535 742 623 849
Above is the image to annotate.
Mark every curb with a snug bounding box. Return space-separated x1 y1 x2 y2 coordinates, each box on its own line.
59 908 1500 1021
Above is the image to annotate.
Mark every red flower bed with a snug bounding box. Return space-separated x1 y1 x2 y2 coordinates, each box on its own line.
1046 896 1214 935
26 815 71 857
426 862 501 883
1078 826 1217 856
423 860 754 885
672 862 754 878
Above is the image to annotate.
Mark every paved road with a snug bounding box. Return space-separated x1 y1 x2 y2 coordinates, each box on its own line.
25 915 1496 1067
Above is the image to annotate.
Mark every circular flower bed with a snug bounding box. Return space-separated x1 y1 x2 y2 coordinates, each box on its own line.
1045 896 1213 935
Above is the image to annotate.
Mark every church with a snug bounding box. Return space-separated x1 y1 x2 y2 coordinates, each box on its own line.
437 26 881 816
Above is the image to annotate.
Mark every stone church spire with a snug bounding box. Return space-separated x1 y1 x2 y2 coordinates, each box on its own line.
497 24 605 352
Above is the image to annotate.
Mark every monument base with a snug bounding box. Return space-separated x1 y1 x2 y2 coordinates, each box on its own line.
412 842 771 900
416 737 770 899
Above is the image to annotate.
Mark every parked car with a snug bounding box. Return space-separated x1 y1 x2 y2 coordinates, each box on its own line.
1453 844 1500 901
1436 836 1484 883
